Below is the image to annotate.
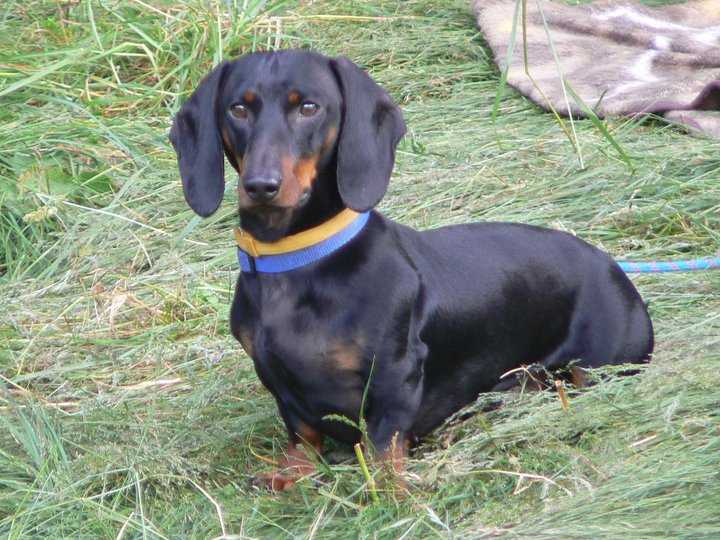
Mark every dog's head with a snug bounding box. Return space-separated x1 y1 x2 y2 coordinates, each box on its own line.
169 50 406 241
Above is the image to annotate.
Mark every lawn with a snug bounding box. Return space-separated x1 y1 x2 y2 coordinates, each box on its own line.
1 0 719 538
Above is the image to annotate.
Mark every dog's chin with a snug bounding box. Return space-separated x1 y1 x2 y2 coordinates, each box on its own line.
238 206 297 242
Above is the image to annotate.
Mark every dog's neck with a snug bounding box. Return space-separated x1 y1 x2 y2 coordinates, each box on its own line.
234 205 369 273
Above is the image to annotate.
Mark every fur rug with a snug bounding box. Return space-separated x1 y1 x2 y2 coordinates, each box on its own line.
473 0 720 137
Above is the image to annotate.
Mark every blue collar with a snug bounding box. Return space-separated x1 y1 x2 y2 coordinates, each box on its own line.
236 211 370 273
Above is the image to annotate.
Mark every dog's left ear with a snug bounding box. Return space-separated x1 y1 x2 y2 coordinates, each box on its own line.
330 56 406 212
169 61 230 217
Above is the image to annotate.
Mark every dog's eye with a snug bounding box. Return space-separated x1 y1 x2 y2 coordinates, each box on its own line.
230 104 249 119
299 102 319 117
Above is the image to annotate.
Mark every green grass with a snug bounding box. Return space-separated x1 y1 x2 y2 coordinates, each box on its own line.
1 0 719 538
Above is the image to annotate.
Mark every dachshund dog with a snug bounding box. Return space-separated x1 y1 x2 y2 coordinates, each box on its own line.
170 50 653 490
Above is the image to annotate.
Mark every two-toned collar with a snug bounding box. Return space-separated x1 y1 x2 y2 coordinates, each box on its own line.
234 208 370 273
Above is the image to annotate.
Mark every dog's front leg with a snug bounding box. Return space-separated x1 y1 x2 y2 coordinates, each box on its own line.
364 347 425 488
365 289 428 487
363 384 421 495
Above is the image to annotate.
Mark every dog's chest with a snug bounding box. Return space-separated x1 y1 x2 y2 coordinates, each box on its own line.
231 275 367 421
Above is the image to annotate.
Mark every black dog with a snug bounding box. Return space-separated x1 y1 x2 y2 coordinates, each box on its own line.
170 50 653 490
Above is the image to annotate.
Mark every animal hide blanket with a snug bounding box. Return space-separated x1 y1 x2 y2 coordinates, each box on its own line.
472 0 720 138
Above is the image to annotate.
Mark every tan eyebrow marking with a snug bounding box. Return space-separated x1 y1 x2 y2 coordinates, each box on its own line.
243 90 256 103
288 91 301 106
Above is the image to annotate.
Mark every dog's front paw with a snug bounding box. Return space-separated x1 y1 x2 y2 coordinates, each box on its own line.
251 470 300 491
251 449 317 492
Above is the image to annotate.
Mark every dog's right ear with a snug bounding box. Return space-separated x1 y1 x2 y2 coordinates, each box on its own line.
169 61 230 217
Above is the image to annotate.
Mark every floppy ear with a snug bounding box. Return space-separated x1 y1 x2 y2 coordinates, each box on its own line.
169 61 230 217
330 57 406 212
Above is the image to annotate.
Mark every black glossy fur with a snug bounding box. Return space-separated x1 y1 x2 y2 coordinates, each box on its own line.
170 50 653 461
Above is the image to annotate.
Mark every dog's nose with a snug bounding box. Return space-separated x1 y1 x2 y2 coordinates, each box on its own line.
244 176 280 202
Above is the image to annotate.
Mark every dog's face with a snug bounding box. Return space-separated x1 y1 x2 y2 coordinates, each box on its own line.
170 50 406 241
219 53 343 239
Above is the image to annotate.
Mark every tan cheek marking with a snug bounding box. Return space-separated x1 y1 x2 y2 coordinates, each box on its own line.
293 155 319 191
322 127 338 153
275 153 319 207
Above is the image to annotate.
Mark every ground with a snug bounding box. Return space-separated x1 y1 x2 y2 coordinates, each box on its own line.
1 1 719 538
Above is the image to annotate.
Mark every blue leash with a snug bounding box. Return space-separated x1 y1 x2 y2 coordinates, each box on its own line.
618 257 720 273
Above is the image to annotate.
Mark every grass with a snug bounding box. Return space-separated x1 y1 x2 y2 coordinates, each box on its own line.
1 0 719 538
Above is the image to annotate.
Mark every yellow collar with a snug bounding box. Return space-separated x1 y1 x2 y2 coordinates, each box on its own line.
234 208 361 258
